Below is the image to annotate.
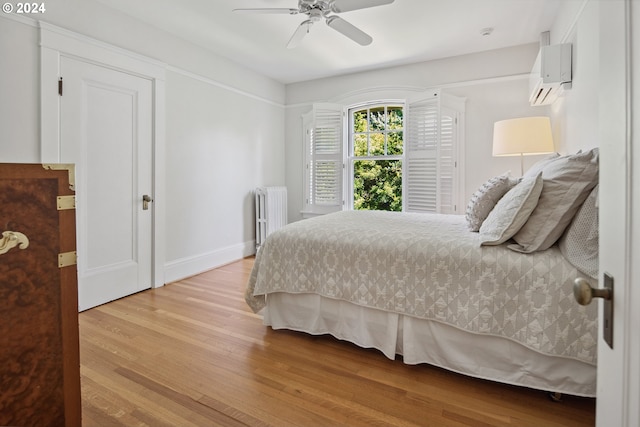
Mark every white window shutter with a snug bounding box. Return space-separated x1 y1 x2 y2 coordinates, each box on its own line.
405 92 460 214
438 107 458 214
304 103 343 214
405 93 440 213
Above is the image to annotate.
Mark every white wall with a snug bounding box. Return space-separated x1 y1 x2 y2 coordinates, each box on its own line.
0 17 40 161
0 1 286 283
164 70 284 279
549 0 599 154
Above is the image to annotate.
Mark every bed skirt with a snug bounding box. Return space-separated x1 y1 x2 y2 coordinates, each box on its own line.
262 292 596 397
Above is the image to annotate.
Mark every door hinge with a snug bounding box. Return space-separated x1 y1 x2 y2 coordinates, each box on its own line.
58 251 77 268
56 195 76 210
58 77 63 96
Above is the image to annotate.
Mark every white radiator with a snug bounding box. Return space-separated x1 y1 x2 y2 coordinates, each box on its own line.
255 186 287 250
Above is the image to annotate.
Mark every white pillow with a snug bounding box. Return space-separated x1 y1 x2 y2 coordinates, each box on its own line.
511 148 599 253
479 173 544 246
465 173 519 232
558 185 599 278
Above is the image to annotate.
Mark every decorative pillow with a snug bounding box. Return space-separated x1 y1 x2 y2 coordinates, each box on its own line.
465 173 520 232
479 172 543 246
523 152 561 179
558 185 599 278
510 148 599 253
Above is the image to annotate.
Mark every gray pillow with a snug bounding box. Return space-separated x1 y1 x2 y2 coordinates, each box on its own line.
523 152 561 178
465 173 519 232
510 148 599 253
479 173 543 246
558 185 598 278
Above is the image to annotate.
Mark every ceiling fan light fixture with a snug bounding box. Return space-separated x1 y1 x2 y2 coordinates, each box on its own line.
308 8 323 21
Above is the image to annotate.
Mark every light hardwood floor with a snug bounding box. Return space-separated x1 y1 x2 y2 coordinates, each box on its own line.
79 257 595 427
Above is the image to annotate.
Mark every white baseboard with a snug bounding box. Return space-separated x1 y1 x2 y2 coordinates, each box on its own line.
163 240 256 284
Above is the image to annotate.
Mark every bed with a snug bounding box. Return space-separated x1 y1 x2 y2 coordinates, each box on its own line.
245 149 600 397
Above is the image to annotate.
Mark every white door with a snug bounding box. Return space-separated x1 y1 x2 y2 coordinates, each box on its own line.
596 1 639 425
60 57 153 311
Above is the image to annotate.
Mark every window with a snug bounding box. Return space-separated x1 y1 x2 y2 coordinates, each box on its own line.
349 103 404 211
302 91 464 217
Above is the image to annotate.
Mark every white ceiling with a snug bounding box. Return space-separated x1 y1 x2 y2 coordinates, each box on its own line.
96 0 563 84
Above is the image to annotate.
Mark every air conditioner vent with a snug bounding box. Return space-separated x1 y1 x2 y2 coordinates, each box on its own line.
529 43 572 106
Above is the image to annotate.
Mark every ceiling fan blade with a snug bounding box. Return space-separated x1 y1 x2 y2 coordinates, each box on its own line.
325 16 372 46
330 0 394 13
232 8 299 14
287 20 312 49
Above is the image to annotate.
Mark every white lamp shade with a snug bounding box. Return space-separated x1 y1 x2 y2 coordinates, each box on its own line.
492 116 554 157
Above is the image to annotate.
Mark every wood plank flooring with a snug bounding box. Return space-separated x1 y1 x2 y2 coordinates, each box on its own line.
79 257 596 426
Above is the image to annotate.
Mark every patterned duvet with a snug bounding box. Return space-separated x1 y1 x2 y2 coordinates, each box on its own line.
246 210 598 365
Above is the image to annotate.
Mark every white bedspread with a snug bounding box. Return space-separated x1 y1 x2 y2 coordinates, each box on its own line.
246 210 598 365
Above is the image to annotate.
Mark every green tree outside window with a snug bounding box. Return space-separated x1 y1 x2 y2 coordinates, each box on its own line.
351 104 403 211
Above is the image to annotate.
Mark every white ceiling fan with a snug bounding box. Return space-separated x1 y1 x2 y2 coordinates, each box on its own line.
233 0 395 48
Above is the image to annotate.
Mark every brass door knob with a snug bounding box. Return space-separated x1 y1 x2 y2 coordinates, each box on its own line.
573 277 612 305
142 194 153 210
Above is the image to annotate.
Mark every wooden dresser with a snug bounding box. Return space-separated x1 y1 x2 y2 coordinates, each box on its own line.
0 164 81 427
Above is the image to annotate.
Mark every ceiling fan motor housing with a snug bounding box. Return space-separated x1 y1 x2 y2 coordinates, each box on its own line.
299 0 332 15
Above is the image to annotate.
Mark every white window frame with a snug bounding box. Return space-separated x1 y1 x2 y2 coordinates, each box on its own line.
346 100 405 211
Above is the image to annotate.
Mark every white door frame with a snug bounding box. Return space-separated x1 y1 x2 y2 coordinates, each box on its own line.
39 22 166 289
596 1 639 425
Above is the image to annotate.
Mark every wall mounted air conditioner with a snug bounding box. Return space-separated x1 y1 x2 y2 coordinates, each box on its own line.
529 43 572 106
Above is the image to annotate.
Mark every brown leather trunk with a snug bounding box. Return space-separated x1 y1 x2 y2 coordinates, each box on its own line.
0 163 81 427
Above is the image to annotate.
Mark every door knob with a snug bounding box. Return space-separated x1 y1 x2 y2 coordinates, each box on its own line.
574 275 614 349
573 277 611 305
142 194 153 210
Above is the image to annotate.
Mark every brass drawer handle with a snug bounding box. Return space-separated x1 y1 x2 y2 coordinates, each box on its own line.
0 231 30 255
